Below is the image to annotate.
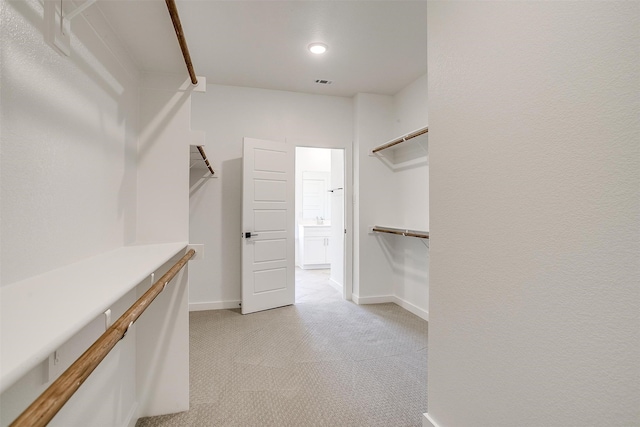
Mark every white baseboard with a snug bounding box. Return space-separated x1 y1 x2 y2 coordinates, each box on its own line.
328 278 343 292
393 296 429 321
350 294 428 321
189 300 241 311
423 413 440 427
352 294 395 305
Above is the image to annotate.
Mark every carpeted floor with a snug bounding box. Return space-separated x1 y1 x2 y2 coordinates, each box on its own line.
136 268 428 426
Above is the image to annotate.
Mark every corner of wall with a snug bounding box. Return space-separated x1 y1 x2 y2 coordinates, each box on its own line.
136 74 206 244
423 413 440 427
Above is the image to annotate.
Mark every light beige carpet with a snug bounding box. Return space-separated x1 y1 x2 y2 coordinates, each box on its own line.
136 269 428 426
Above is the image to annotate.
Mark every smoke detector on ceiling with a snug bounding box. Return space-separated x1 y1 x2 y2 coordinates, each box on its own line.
315 79 333 85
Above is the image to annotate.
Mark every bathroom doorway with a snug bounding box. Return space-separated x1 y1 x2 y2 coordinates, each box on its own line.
294 147 345 303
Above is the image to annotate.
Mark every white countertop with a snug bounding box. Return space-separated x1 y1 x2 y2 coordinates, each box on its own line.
0 242 188 392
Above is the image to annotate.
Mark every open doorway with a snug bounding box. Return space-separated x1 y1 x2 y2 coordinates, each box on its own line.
295 147 345 303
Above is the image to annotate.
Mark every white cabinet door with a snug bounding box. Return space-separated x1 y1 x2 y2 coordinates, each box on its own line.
304 236 327 265
298 226 331 269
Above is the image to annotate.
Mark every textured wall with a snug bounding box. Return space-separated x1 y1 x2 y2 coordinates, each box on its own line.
0 0 139 425
1 0 139 286
392 75 429 315
427 2 639 426
353 92 397 299
136 73 197 245
393 74 429 228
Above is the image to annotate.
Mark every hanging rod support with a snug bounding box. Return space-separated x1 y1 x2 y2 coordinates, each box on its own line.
65 0 98 21
165 0 198 85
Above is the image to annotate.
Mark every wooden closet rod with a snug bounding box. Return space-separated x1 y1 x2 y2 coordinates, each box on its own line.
371 126 428 154
372 226 429 239
197 145 215 175
165 0 198 85
9 249 196 427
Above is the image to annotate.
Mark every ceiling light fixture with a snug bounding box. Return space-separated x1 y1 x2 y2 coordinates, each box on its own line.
308 43 328 55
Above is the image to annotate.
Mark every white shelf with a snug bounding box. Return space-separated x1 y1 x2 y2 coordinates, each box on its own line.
0 242 188 393
370 126 428 168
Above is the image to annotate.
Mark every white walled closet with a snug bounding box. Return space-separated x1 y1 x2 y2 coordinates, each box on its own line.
0 2 202 424
353 75 429 320
1 0 427 420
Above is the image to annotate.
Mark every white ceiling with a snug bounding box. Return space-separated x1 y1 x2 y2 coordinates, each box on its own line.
97 0 427 97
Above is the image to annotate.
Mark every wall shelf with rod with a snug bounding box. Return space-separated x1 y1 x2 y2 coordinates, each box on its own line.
370 126 428 168
6 248 195 427
0 242 189 394
371 225 429 239
371 126 428 154
190 145 215 175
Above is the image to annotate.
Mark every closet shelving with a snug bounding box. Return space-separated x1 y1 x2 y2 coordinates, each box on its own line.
190 145 215 175
370 126 429 244
0 242 188 393
371 226 429 239
369 126 428 168
371 126 428 154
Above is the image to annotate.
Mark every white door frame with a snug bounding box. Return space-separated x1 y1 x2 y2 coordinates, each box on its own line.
289 138 353 301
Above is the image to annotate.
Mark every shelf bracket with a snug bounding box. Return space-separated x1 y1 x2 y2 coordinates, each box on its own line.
103 309 112 330
44 0 98 56
66 0 99 21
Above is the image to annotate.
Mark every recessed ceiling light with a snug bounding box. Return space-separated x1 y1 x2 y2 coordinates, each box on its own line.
308 43 328 55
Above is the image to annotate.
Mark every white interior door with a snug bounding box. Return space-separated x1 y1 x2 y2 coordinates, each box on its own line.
242 138 294 314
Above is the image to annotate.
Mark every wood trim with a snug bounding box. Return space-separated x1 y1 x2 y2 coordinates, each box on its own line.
9 249 196 427
371 126 428 154
196 145 215 175
372 226 429 239
165 0 198 85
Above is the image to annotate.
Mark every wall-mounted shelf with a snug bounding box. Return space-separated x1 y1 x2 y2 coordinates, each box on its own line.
371 126 428 154
370 126 428 168
0 242 188 393
371 225 429 239
190 145 215 175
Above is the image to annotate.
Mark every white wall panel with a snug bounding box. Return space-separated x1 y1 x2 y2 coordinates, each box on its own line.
0 0 140 425
427 2 639 426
